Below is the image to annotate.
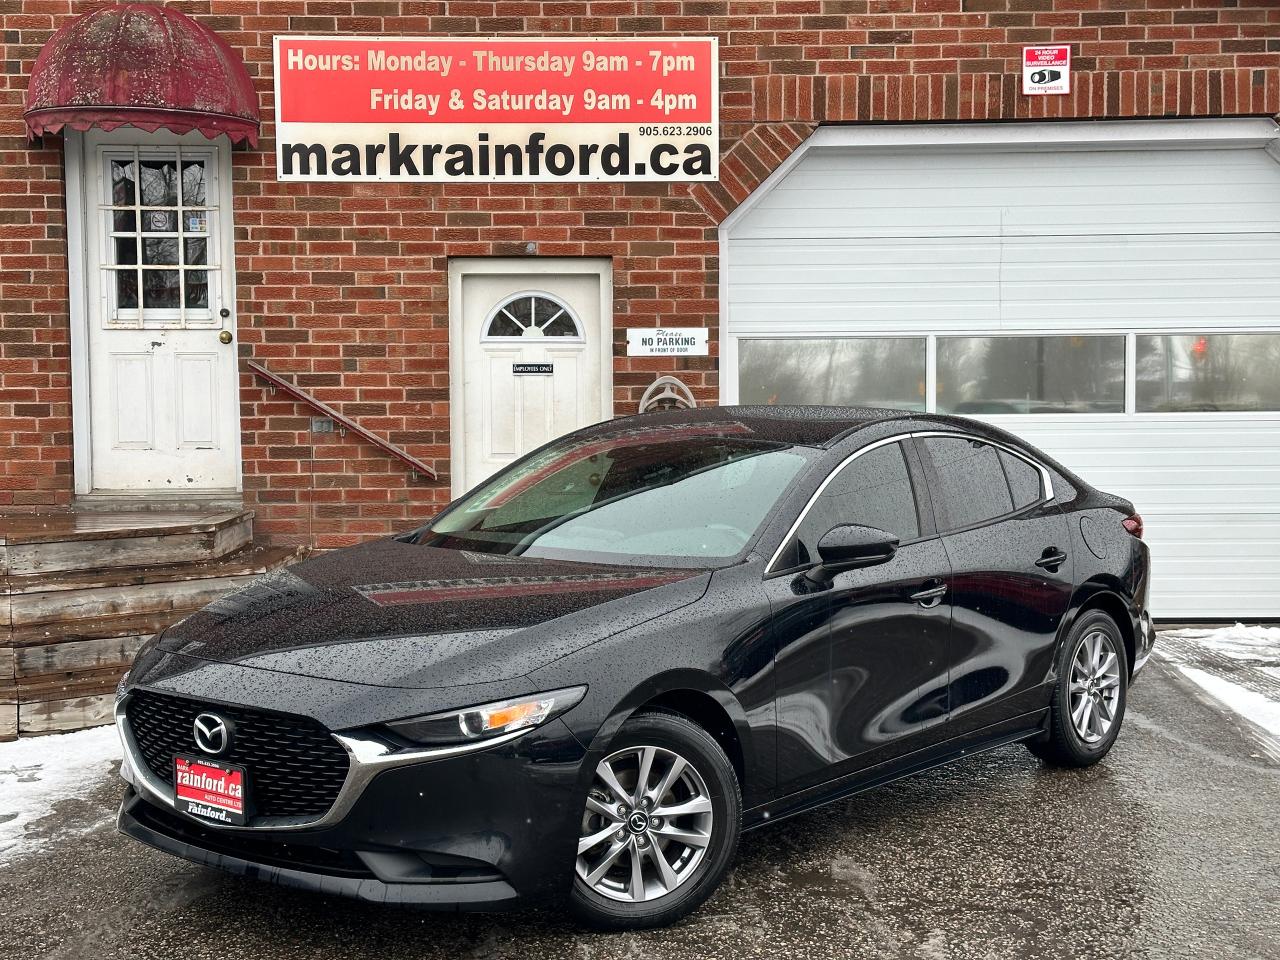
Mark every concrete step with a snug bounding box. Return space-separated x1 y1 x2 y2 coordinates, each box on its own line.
0 509 254 576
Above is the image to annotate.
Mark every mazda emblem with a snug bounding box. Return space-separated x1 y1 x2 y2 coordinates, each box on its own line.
192 713 232 756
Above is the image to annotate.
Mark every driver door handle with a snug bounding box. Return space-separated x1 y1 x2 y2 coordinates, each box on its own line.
910 581 947 608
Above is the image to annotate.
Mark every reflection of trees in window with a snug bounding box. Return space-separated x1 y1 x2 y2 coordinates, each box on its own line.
182 161 206 205
104 149 212 323
111 160 136 205
1137 335 1280 412
738 339 925 409
140 160 178 206
938 336 1124 414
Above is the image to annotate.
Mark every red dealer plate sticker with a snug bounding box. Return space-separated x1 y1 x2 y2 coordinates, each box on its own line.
174 755 248 826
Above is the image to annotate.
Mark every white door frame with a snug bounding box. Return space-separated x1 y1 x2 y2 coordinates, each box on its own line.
64 128 243 496
718 117 1280 404
447 257 613 498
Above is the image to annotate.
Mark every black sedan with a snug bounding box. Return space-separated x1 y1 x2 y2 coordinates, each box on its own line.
115 406 1154 929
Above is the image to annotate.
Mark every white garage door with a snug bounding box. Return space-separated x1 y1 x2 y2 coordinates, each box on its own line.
723 120 1280 620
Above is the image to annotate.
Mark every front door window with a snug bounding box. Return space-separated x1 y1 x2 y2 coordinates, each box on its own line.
102 145 218 328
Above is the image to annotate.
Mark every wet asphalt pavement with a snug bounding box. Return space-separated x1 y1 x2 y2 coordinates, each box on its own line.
2 658 1278 960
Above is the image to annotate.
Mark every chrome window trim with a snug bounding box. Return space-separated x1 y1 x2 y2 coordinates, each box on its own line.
765 434 915 574
910 430 1055 508
115 694 528 834
764 430 1054 574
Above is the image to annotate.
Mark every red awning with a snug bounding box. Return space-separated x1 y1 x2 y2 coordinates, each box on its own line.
23 3 260 146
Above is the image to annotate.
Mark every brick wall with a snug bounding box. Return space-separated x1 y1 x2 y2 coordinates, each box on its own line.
2 0 1278 545
0 38 70 508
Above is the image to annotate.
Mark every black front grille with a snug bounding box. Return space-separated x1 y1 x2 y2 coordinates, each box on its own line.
126 689 350 820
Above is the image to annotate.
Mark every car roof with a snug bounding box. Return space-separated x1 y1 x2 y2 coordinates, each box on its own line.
574 405 917 447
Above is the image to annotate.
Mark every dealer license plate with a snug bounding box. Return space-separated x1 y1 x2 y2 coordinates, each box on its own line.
174 755 249 826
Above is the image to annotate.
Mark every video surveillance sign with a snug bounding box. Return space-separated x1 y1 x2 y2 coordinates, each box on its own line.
1023 46 1071 96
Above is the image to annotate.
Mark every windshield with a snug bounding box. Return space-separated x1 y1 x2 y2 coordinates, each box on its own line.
415 427 813 566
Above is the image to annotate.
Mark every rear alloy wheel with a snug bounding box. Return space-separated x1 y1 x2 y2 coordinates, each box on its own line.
1068 628 1123 743
568 711 740 930
1029 610 1129 767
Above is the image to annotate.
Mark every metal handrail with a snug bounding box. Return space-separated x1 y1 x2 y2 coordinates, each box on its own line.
246 359 438 481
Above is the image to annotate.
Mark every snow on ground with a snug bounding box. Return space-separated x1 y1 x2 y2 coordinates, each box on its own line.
1157 624 1280 751
1160 623 1280 666
0 723 122 863
1177 666 1280 743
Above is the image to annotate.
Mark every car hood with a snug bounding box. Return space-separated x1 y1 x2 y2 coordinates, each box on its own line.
154 539 711 688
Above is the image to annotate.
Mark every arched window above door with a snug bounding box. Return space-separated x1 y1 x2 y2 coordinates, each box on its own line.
484 292 583 340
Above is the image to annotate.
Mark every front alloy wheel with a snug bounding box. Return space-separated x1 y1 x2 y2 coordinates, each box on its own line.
568 711 740 930
576 745 714 902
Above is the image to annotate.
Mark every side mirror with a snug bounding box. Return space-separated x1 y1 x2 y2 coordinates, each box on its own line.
803 524 899 588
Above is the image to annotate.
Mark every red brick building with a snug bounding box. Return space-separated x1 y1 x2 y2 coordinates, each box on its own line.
3 1 1280 614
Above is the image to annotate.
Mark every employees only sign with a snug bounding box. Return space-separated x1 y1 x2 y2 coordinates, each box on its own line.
273 36 718 183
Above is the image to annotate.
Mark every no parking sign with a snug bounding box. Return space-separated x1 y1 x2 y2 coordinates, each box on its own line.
1022 45 1071 96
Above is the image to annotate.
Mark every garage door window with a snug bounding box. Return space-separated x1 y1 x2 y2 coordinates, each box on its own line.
737 338 925 409
1136 334 1280 412
937 336 1125 415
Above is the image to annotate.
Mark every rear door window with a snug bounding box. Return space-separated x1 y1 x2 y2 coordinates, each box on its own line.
919 437 1014 532
999 449 1043 509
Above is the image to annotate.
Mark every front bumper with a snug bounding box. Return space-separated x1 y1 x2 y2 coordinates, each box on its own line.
117 710 589 909
118 789 521 908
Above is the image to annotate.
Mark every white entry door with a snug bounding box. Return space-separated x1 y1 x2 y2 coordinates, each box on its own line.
450 260 612 496
78 130 240 493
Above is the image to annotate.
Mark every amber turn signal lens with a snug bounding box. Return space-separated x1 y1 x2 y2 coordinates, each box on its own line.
479 701 543 732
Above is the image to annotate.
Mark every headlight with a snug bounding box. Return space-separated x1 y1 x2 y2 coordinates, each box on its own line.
384 686 586 747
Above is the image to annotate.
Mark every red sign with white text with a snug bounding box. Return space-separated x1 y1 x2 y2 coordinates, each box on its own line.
273 36 718 182
174 755 247 825
1022 45 1071 96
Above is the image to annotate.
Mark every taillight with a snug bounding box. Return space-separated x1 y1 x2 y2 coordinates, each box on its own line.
1122 514 1144 539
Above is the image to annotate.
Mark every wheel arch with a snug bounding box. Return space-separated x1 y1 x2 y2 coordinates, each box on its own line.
1063 581 1138 677
639 689 746 791
586 670 757 803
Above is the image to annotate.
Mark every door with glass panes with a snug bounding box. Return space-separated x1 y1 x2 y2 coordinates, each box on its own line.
83 130 239 492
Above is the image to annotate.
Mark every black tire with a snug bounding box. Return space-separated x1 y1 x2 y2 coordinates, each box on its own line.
567 710 741 931
1028 610 1129 767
